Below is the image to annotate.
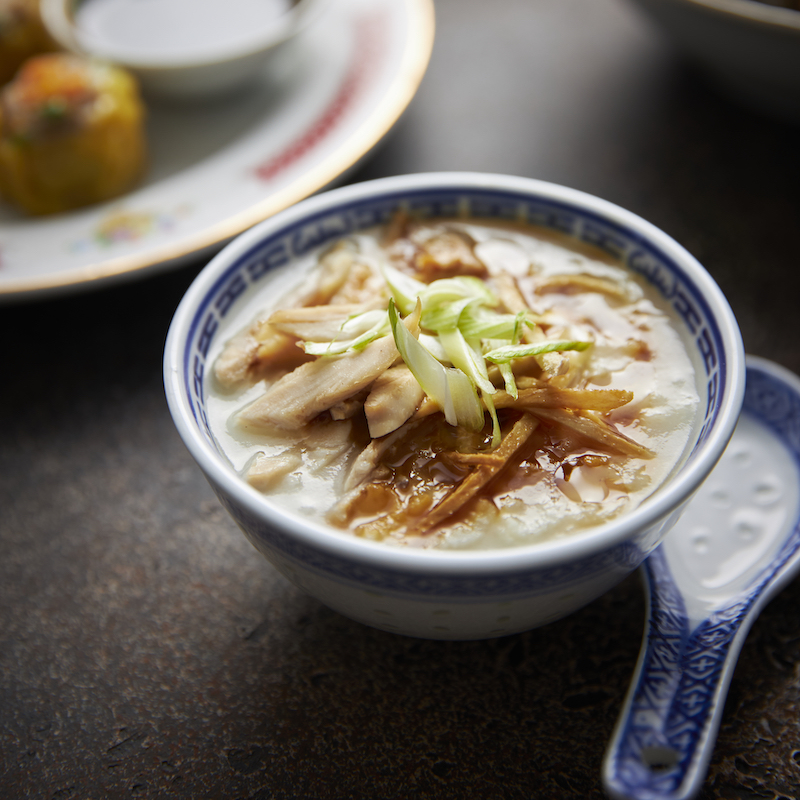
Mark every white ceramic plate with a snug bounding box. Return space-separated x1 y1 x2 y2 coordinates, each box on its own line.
0 0 434 301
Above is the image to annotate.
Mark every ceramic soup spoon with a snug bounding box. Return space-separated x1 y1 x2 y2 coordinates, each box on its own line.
603 355 800 800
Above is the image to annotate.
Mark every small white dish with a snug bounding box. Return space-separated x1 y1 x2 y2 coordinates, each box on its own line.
0 0 435 301
627 0 800 121
41 0 325 99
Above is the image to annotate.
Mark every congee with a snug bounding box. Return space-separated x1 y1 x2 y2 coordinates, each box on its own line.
208 214 700 549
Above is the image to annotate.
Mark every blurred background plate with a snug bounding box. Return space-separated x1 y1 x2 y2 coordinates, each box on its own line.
0 0 434 302
626 0 800 121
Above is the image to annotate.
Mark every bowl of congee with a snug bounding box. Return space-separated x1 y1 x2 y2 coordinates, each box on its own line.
164 173 745 640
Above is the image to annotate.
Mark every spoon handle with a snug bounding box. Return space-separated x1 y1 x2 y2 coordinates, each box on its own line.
601 547 758 800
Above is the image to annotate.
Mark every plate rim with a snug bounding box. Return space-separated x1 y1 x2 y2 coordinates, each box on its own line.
652 0 800 31
0 0 435 302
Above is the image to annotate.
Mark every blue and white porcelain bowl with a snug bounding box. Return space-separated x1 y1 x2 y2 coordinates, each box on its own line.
163 172 745 640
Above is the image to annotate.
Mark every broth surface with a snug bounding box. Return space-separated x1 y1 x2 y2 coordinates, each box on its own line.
207 217 700 550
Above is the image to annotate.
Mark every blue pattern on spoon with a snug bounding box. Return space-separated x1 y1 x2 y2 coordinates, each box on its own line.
603 355 800 800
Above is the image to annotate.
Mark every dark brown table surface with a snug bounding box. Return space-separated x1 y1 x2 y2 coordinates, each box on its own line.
3 1 800 798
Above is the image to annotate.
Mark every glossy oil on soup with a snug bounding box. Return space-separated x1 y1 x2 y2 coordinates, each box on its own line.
206 216 701 550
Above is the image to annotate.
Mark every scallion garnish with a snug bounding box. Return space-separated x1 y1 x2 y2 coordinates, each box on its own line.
388 300 484 431
484 340 591 364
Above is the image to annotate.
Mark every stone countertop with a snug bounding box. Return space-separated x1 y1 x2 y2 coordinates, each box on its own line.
2 1 800 798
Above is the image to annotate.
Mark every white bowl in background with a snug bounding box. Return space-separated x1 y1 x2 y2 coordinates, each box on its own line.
627 0 800 121
41 0 325 100
163 172 746 640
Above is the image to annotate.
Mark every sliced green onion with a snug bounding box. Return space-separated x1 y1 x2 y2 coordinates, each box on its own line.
446 368 486 433
482 391 501 448
418 333 449 362
419 276 496 309
340 309 388 336
484 339 591 364
437 328 502 446
301 311 390 356
380 266 589 444
421 296 476 334
512 311 529 343
381 262 426 315
497 362 518 399
438 327 495 396
485 343 517 399
388 300 484 431
458 307 534 340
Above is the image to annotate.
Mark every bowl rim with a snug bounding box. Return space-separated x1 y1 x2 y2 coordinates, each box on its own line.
164 171 746 576
41 0 325 70
643 0 800 31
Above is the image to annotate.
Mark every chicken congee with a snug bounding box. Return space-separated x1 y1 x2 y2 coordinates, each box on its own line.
208 214 700 550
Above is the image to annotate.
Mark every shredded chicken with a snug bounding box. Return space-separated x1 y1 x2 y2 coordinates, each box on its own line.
268 303 381 341
214 313 304 389
244 452 302 492
342 419 423 494
536 273 633 300
304 239 362 305
328 258 387 305
214 316 268 389
414 229 487 281
214 240 370 389
329 394 367 421
238 336 400 430
364 365 425 438
492 271 572 381
237 304 420 431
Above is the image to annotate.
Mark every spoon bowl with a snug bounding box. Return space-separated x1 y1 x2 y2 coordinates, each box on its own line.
604 355 800 800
